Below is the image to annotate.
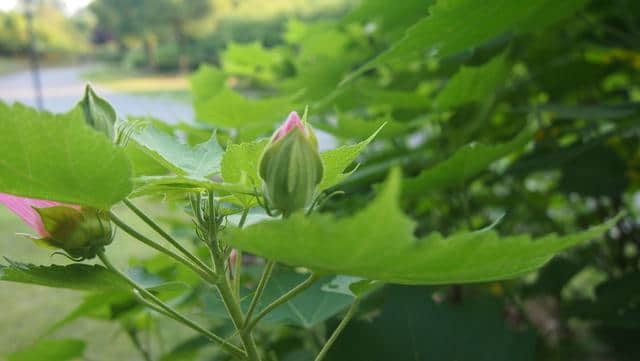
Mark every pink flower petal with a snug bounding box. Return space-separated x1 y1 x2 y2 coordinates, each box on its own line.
274 111 305 140
0 193 78 237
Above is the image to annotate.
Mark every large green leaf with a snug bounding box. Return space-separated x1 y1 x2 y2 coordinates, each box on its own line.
0 103 132 208
434 51 509 109
345 0 588 83
403 127 534 195
327 286 535 361
0 259 127 291
318 124 384 190
133 125 224 177
7 339 86 361
228 169 620 285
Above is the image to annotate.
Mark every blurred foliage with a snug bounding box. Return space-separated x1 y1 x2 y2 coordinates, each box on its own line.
2 0 640 360
182 0 640 359
0 0 89 58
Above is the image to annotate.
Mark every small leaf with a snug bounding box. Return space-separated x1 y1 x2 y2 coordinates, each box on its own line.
403 127 534 195
228 169 622 285
0 103 132 208
221 139 268 207
0 259 127 291
318 124 384 190
77 84 117 140
133 126 224 178
7 339 86 361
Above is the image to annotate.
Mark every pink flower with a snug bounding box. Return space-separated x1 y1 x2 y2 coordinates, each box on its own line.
273 111 305 141
0 193 79 237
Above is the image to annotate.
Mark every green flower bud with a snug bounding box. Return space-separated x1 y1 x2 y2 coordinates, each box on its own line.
34 206 114 260
258 111 324 215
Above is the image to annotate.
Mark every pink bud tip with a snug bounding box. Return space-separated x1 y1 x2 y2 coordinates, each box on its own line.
274 111 305 141
0 193 79 237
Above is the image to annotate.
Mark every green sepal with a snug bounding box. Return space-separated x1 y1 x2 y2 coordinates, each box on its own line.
259 127 324 214
34 206 114 259
77 84 117 141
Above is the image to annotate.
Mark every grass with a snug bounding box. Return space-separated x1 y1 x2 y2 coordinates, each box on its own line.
82 65 192 102
0 203 202 361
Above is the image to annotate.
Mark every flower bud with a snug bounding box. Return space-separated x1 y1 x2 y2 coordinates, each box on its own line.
34 206 114 260
258 111 324 214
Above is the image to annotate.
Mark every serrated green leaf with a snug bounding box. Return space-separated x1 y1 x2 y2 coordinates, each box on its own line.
318 124 384 190
0 103 132 208
228 169 621 285
403 127 534 195
220 139 268 207
133 125 224 177
0 259 127 291
7 339 86 361
434 52 509 109
221 140 269 186
345 0 588 83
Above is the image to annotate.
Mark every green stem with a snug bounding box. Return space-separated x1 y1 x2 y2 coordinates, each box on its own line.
211 252 262 361
244 260 275 324
97 251 246 360
314 299 360 361
245 272 319 332
109 211 218 284
233 208 250 299
123 198 213 275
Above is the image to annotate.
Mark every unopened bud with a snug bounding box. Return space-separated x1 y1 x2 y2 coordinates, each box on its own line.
258 111 324 215
35 206 114 260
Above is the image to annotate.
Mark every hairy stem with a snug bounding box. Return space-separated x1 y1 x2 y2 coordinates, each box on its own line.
245 272 319 332
123 198 213 274
211 252 262 361
109 211 218 284
314 299 360 361
97 251 246 360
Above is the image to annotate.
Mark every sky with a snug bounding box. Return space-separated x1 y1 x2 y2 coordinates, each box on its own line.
0 0 93 15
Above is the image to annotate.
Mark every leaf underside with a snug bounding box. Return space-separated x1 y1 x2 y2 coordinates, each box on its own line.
228 169 620 285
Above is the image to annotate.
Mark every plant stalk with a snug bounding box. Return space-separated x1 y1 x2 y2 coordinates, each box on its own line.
245 272 319 332
97 251 246 360
314 299 360 361
244 259 275 324
123 198 213 274
211 251 262 361
109 211 218 284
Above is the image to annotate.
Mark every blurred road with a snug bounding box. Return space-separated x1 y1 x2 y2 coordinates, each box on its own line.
0 65 194 124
